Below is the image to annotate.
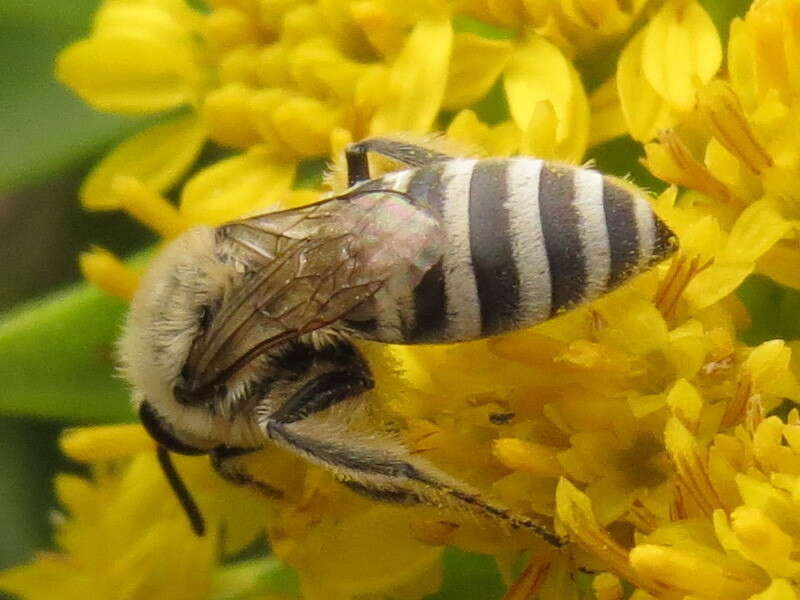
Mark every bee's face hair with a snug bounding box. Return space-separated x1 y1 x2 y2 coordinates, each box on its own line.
118 226 250 450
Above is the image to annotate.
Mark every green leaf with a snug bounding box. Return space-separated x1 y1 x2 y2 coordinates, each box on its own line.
424 548 506 600
0 1 143 192
212 557 300 600
0 418 64 570
0 282 132 422
452 14 515 41
737 275 800 345
294 157 326 190
587 135 666 192
699 0 751 45
210 548 508 600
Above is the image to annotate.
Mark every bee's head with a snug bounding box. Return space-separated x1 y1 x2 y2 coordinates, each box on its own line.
119 226 240 454
118 227 253 536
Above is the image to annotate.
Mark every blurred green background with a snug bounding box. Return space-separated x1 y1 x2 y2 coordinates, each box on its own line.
1 0 795 597
0 0 152 577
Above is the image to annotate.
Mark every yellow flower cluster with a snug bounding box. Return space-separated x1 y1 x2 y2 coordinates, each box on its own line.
4 0 800 599
54 0 659 229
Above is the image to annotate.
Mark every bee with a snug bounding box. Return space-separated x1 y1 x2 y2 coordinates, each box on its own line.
119 136 677 546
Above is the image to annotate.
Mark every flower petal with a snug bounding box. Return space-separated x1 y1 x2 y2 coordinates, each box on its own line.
281 505 443 598
61 424 152 462
685 199 793 312
56 31 202 114
203 83 263 149
505 35 590 162
616 29 675 142
748 578 800 600
369 18 453 134
758 243 800 290
288 37 368 102
666 378 703 433
81 114 206 210
111 176 191 239
736 473 800 538
180 147 295 224
641 1 722 111
493 438 563 478
727 17 760 111
629 542 764 599
728 505 800 578
744 340 800 401
79 247 142 301
588 76 627 147
443 32 512 110
272 96 343 156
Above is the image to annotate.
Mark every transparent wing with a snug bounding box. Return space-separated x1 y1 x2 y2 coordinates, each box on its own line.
181 190 444 397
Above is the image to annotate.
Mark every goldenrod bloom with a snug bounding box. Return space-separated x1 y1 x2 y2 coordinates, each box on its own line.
5 0 800 599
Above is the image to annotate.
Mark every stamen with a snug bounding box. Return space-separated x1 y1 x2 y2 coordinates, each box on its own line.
654 253 713 320
643 132 739 205
664 417 724 516
555 479 669 596
696 81 773 175
501 554 554 600
722 372 766 433
625 500 659 534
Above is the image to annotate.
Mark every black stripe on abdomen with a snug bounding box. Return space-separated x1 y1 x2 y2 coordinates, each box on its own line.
602 179 641 287
538 165 586 315
650 212 678 265
468 160 520 336
407 165 448 341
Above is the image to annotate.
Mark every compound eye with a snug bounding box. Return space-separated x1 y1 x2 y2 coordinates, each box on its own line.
138 400 207 456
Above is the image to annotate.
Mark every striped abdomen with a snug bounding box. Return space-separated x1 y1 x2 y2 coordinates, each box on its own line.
347 157 677 344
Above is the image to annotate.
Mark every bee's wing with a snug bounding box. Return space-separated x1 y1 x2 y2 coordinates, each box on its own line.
182 191 444 395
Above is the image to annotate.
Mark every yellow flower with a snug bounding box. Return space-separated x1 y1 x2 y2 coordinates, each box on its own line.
615 0 722 141
636 0 800 296
0 425 262 600
8 0 800 599
461 0 650 57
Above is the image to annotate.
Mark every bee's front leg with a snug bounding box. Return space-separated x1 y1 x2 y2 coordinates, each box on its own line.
210 445 283 498
269 369 373 424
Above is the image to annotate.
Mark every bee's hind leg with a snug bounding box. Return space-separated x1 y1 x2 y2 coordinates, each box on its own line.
345 138 452 186
256 341 564 546
262 414 565 547
339 479 423 505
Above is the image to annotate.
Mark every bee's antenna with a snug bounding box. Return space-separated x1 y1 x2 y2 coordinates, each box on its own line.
155 445 206 536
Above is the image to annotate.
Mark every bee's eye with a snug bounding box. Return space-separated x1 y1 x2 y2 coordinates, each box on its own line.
138 400 207 456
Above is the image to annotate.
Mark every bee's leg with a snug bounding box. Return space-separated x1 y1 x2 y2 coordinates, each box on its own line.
262 416 565 547
210 445 283 498
345 138 452 186
270 369 374 424
339 479 423 505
